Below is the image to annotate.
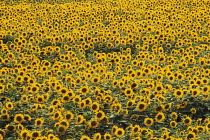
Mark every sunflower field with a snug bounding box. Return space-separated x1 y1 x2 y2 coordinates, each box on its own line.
0 0 210 139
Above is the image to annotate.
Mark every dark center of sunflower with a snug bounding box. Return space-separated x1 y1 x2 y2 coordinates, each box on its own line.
185 119 190 123
128 102 132 106
64 96 69 100
146 119 152 124
97 113 102 118
171 122 175 126
91 121 97 126
177 91 181 95
92 104 97 110
38 97 43 102
156 106 162 111
139 104 145 109
77 117 81 122
117 130 122 135
7 125 15 131
157 115 163 120
53 101 58 105
157 87 161 91
16 116 22 121
94 78 98 82
187 134 194 139
22 132 27 137
58 126 65 133
32 87 37 91
55 113 59 118
66 114 71 119
61 89 66 94
82 88 87 93
134 127 138 132
32 132 39 137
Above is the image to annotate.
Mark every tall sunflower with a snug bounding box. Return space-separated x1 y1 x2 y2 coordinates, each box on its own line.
155 112 165 123
115 128 125 137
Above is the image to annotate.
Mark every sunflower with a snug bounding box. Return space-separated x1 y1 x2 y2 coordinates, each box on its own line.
24 114 32 122
0 114 10 121
132 60 139 67
36 95 45 103
80 135 91 140
47 133 56 140
57 125 67 134
174 89 183 98
88 119 99 129
180 101 188 109
73 95 82 103
59 87 69 95
68 90 75 99
170 112 178 120
61 94 71 103
1 108 8 115
136 102 147 112
5 124 16 132
190 108 196 114
154 105 164 112
186 132 196 140
126 100 135 108
19 129 30 138
64 111 74 121
80 100 87 109
95 111 105 121
197 126 205 134
16 76 23 83
111 103 122 114
103 133 112 140
5 102 13 110
112 80 118 87
144 118 154 126
168 75 175 82
53 111 62 121
177 73 184 81
191 88 200 97
183 116 192 125
124 88 133 97
90 102 100 112
155 84 163 93
111 125 118 135
30 84 39 94
80 86 89 95
92 76 100 83
115 128 125 137
48 106 55 114
84 98 92 107
17 124 24 131
55 84 62 92
35 117 44 127
14 114 24 123
76 115 85 125
31 130 41 138
131 81 139 89
163 103 172 111
21 95 28 102
132 125 140 134
170 121 177 128
155 112 165 123
93 133 101 140
202 85 209 93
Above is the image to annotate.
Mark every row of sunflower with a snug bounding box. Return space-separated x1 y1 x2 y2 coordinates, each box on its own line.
0 0 210 139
